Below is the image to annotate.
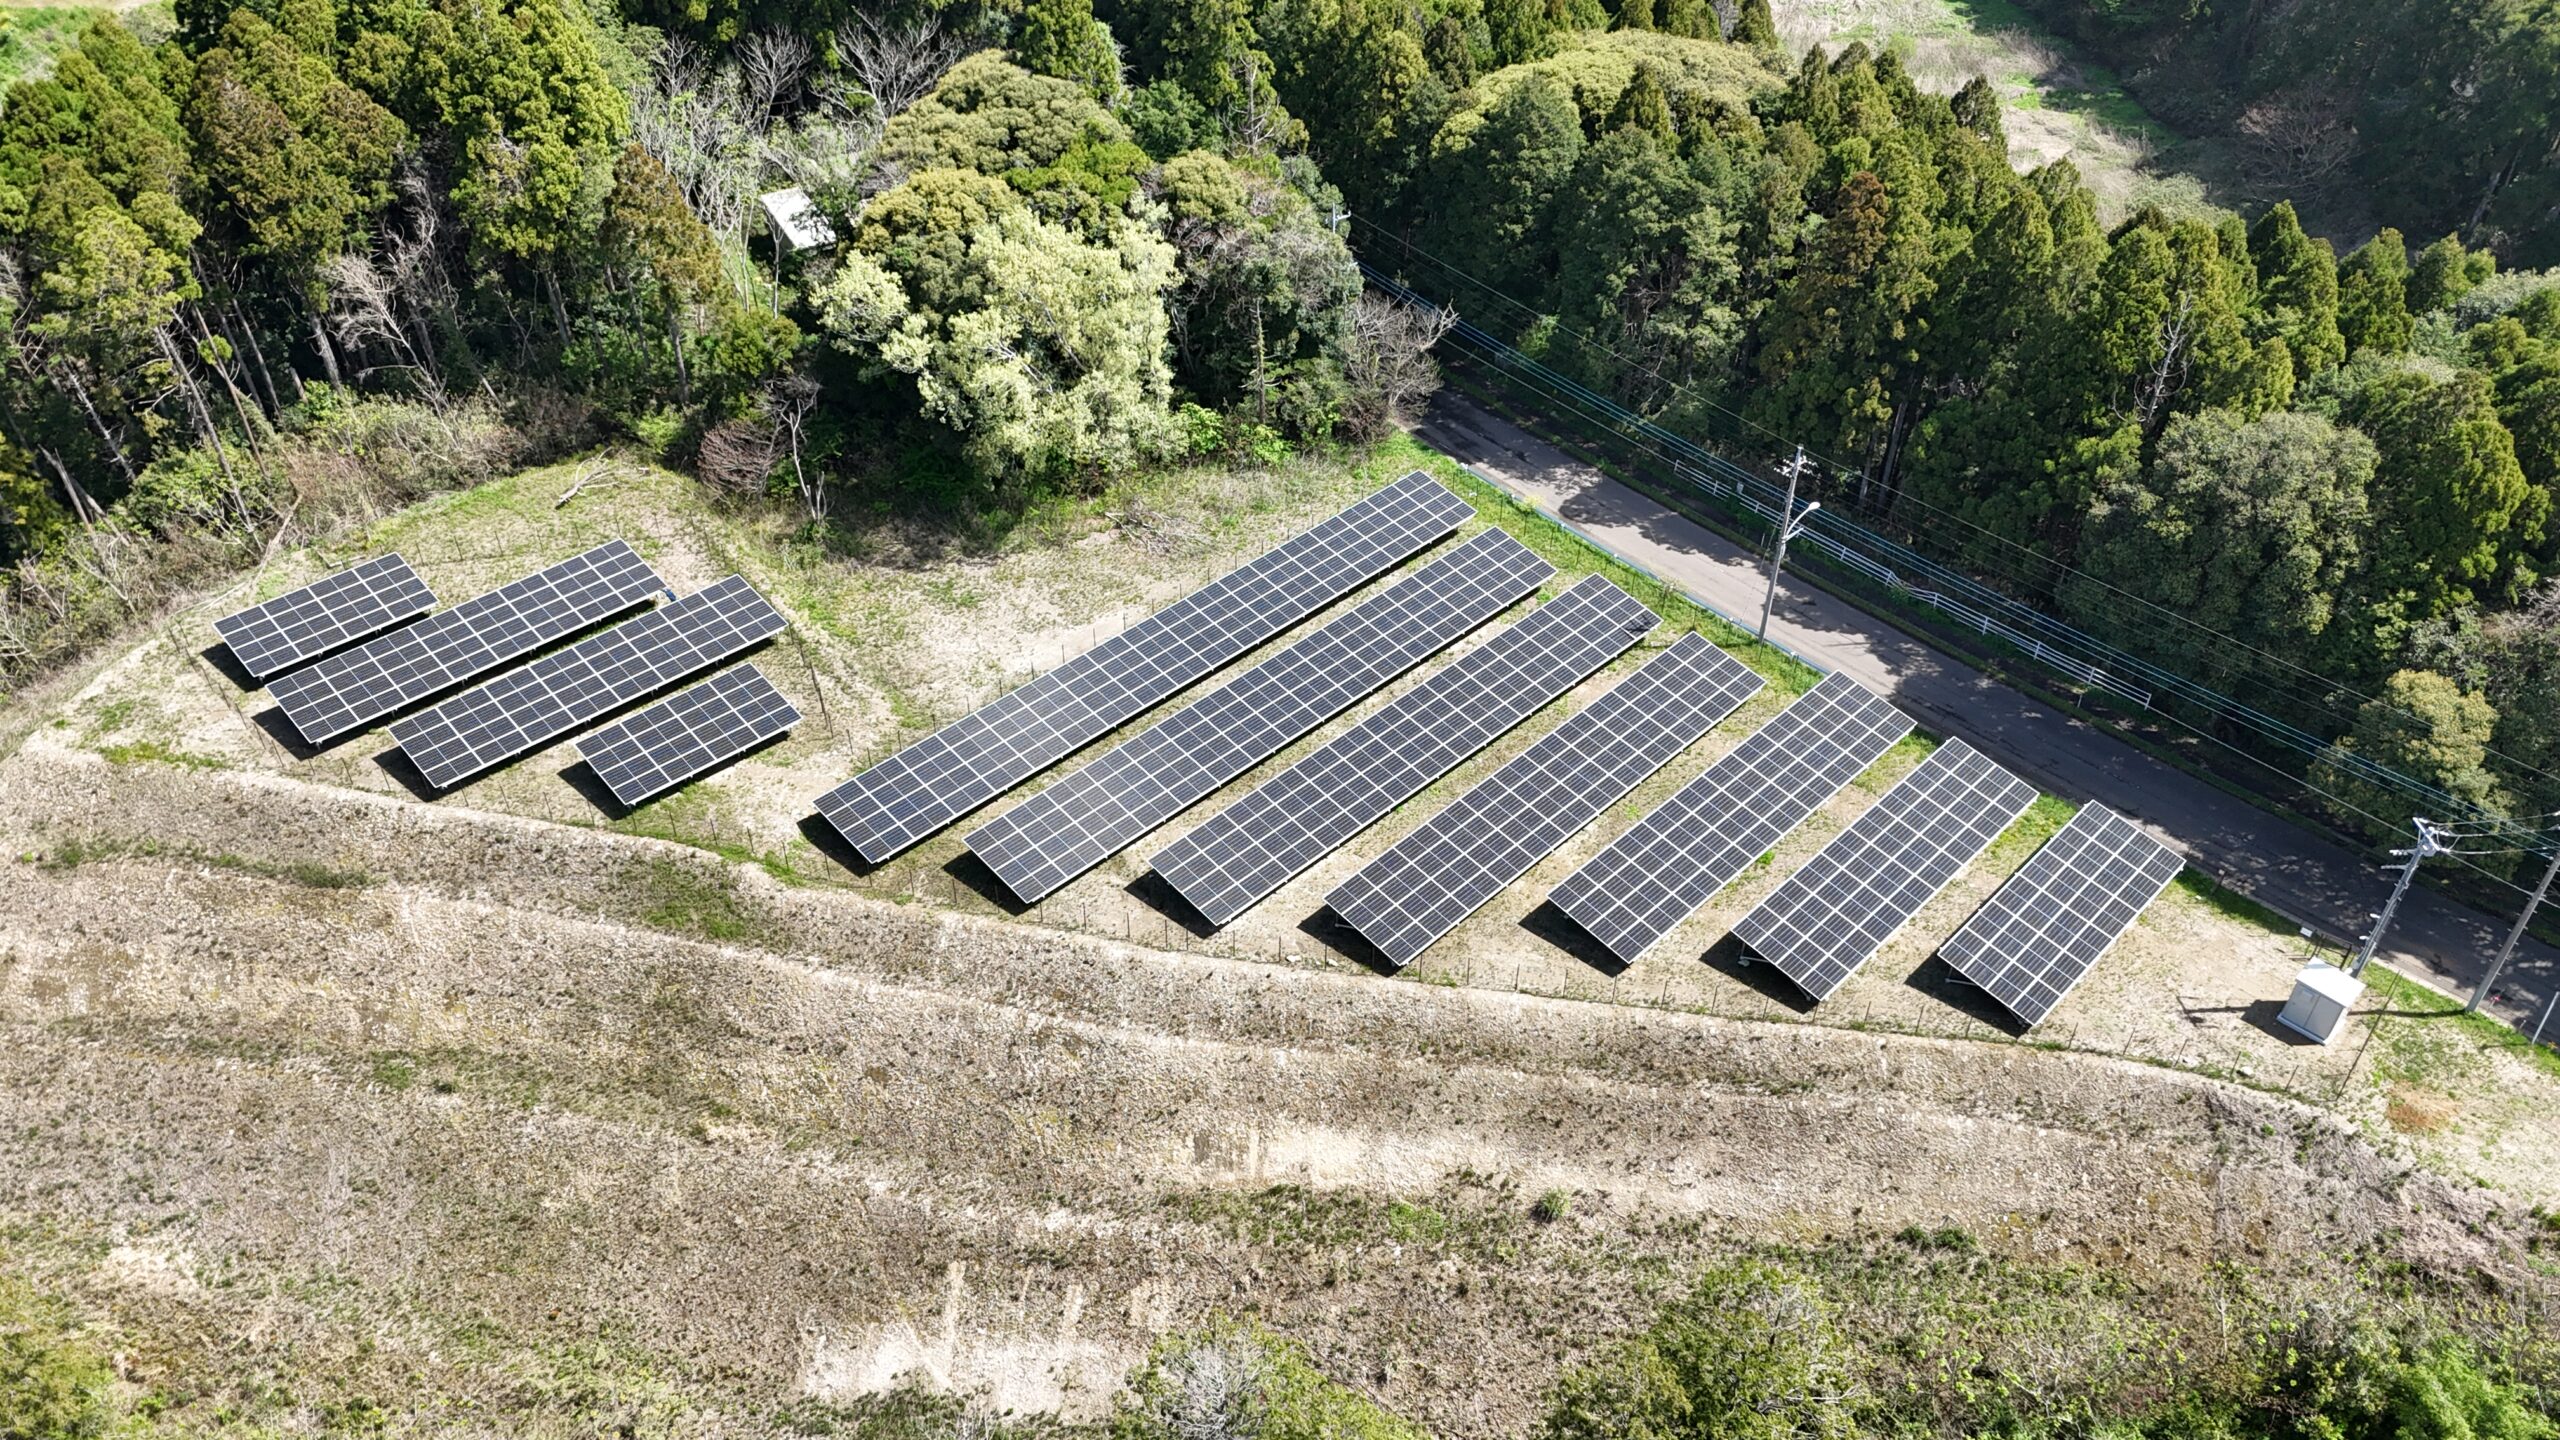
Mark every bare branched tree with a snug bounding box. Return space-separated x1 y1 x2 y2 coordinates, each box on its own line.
2133 291 2197 446
324 253 445 410
842 9 969 119
385 167 458 380
1342 291 1457 439
735 30 814 127
2235 91 2359 202
634 48 766 252
769 374 825 524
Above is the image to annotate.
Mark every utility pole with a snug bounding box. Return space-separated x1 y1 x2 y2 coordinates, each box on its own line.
2353 819 2450 977
2472 834 2560 1012
1759 446 1820 640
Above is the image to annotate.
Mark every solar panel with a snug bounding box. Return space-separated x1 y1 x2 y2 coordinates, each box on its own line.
1937 805 2183 1026
214 553 437 679
1326 633 1765 967
816 472 1472 862
269 541 665 744
578 663 803 807
1151 575 1659 926
966 528 1553 904
1548 672 1912 965
1732 739 2037 1002
391 575 786 790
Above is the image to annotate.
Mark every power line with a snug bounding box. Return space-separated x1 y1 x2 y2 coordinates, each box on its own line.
1374 271 2557 881
1357 221 2560 795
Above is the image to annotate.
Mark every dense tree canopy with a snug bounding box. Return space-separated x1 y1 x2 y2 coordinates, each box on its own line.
2068 407 2375 683
4 0 2560 854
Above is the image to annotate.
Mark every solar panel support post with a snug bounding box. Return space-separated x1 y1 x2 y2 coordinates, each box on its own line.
2471 836 2560 1012
1757 447 1819 640
2352 818 2448 978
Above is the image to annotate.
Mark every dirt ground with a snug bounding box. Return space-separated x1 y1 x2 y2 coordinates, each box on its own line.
1771 0 2236 223
3 450 2556 1433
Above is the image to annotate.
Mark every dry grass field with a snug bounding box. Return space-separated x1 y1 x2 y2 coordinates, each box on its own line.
3 440 2555 1434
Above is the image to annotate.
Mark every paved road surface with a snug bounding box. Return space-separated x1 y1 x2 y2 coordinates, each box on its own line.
1415 392 2559 1033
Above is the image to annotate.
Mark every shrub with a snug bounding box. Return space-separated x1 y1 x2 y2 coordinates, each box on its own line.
1116 1320 1427 1440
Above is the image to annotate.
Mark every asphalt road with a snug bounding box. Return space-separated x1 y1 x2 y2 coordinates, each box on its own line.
1415 392 2559 1034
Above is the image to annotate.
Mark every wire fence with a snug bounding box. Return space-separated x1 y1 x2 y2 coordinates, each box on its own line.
1363 262 2560 882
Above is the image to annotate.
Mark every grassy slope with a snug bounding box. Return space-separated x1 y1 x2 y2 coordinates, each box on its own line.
1774 0 2236 223
0 0 169 85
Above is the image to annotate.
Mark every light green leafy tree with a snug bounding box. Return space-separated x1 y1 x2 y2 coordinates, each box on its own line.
2413 583 2560 814
2405 232 2494 316
819 179 1177 480
2312 669 2512 842
1153 149 1360 434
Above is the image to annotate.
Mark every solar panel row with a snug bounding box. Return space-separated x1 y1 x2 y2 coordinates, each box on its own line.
580 663 802 807
391 574 786 790
1733 739 2036 1001
816 472 1472 862
1151 574 1659 926
271 541 665 745
1549 672 1913 965
1939 804 2183 1026
215 553 438 679
967 528 1554 904
1327 632 1766 968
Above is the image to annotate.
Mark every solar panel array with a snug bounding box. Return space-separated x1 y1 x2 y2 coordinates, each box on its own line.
1152 575 1659 926
1938 805 2184 1026
391 575 786 790
579 663 802 807
1549 672 1912 965
215 553 438 679
1327 633 1765 967
270 541 665 744
816 472 1471 862
967 529 1553 904
1733 739 2037 1001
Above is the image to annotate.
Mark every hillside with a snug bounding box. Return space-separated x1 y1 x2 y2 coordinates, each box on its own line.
3 446 2556 1434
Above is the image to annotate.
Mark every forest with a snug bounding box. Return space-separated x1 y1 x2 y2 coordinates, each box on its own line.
0 0 2555 852
2006 0 2560 267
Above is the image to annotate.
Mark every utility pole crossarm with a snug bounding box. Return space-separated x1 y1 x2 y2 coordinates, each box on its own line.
2353 819 2449 978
